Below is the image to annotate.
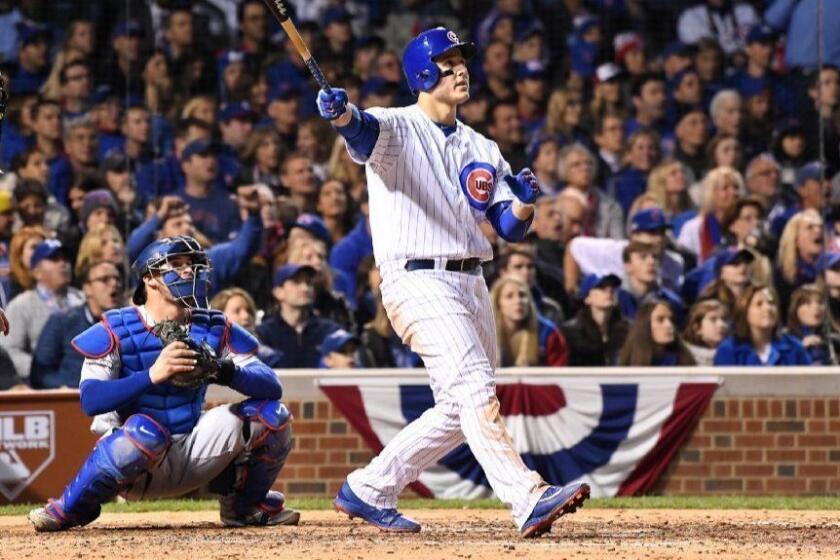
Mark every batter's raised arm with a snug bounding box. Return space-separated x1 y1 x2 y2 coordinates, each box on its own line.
317 89 381 162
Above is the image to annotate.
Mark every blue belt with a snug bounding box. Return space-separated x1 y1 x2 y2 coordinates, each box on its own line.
404 258 481 273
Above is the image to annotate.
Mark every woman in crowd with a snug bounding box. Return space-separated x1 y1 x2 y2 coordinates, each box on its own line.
180 95 217 127
608 128 661 216
327 137 367 202
682 298 729 366
775 209 824 319
786 284 840 365
699 248 754 311
618 298 696 366
239 128 283 192
8 226 48 298
543 88 589 147
645 159 694 222
561 274 629 366
715 283 811 365
528 135 562 195
489 277 568 367
590 64 626 120
74 224 128 282
677 166 743 263
558 143 624 239
706 134 743 173
316 179 354 244
211 287 283 367
296 117 337 181
720 196 773 285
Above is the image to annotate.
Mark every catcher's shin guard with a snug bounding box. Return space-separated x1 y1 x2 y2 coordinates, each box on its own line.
31 414 170 531
217 399 293 523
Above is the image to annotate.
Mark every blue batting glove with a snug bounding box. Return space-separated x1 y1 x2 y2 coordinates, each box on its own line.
505 168 541 204
317 88 349 121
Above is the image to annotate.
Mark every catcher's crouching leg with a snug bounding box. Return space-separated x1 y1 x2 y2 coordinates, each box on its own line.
214 399 298 527
29 414 170 532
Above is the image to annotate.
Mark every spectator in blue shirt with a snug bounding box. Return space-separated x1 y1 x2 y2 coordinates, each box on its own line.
715 283 811 365
319 328 363 369
257 264 341 368
218 101 256 189
29 260 124 388
618 240 685 322
48 117 99 206
786 283 840 365
10 22 51 95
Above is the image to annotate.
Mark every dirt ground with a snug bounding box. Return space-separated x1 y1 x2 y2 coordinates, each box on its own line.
1 508 838 560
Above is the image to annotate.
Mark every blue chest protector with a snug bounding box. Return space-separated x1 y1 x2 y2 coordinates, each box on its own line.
74 307 229 434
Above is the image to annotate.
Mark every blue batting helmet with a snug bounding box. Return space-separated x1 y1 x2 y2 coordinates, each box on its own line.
131 236 212 309
402 27 476 96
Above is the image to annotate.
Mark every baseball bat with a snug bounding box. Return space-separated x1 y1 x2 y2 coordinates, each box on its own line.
261 0 332 93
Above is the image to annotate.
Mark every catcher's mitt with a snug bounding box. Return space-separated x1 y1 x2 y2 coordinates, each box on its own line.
152 319 220 388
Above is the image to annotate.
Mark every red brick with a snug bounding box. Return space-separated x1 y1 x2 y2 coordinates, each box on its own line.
809 450 828 462
777 434 794 446
745 479 764 492
294 421 327 434
713 464 732 477
829 399 840 417
745 450 763 461
326 480 343 495
784 399 797 418
287 401 301 417
296 466 316 478
814 400 826 417
830 421 840 432
799 400 812 418
735 464 774 477
687 434 712 448
756 399 769 417
810 479 828 492
683 479 702 493
770 400 783 417
742 399 754 418
727 400 739 416
349 451 374 464
798 435 838 447
734 435 774 447
703 420 743 432
328 451 347 463
296 436 317 450
808 420 827 432
673 464 710 477
799 465 838 477
831 479 840 492
281 466 296 478
767 479 807 493
704 479 743 491
703 450 744 462
744 420 763 433
316 401 329 419
318 465 355 478
661 478 683 493
766 449 806 461
286 451 327 465
318 436 362 449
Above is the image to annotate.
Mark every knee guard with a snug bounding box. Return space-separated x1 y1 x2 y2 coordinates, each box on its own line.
217 399 292 518
45 414 170 527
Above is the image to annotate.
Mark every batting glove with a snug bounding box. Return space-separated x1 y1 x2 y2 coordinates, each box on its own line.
317 88 349 121
505 168 541 205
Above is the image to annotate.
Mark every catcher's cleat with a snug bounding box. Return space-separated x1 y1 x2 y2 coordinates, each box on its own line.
520 482 590 539
220 491 300 527
28 502 74 532
334 480 421 533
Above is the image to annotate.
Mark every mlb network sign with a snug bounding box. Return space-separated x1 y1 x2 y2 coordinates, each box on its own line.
0 411 55 501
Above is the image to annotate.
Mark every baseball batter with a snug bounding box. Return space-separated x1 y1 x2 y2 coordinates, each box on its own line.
317 27 589 538
28 236 299 531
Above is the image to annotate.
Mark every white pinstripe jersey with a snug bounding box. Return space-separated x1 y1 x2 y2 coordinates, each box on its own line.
347 104 516 263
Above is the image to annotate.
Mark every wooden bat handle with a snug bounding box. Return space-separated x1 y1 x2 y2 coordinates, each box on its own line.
263 0 332 93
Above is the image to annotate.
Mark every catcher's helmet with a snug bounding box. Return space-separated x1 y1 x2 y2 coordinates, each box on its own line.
402 27 476 96
132 236 211 309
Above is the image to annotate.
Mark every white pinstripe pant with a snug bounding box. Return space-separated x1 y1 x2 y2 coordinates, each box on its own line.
347 264 547 527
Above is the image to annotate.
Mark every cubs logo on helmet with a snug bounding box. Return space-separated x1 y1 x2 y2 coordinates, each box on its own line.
459 162 496 211
402 27 477 95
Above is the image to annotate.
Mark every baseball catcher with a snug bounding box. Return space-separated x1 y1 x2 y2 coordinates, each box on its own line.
29 236 299 531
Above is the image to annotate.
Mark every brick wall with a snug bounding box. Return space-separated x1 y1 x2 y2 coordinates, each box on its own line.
657 397 840 495
274 396 840 497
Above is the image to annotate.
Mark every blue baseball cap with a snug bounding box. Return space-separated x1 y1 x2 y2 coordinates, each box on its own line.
516 61 548 81
113 19 144 39
739 76 770 100
268 83 299 103
796 161 826 188
291 213 332 245
16 22 52 46
217 49 245 75
219 101 255 122
668 66 699 91
323 7 352 27
361 77 397 99
630 208 671 233
573 15 599 37
578 273 621 300
525 134 557 165
746 24 776 45
320 328 360 356
273 264 316 287
817 251 840 273
714 248 754 276
90 85 116 106
663 41 691 59
180 139 218 163
30 239 67 269
516 23 544 43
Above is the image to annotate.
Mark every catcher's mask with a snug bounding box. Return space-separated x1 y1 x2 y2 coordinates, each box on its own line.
131 236 212 309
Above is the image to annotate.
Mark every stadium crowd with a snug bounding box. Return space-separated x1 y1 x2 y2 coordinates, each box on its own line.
0 0 839 391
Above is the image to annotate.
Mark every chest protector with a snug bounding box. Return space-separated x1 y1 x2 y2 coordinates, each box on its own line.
80 307 228 434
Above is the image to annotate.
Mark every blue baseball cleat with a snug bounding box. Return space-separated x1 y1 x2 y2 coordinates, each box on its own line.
520 482 590 538
334 481 421 533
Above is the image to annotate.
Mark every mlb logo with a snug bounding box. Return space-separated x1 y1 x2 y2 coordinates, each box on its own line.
0 411 55 501
459 162 496 211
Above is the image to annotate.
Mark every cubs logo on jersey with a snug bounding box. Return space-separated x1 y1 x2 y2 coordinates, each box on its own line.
458 162 496 211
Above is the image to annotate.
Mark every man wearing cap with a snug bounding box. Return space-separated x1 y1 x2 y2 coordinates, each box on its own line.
561 274 628 366
0 239 84 381
667 67 703 126
727 25 795 118
176 139 240 243
514 62 548 138
218 101 256 188
614 31 646 77
9 21 51 95
102 20 145 98
257 264 341 368
770 161 831 238
30 261 124 389
319 328 362 369
135 117 213 200
266 84 300 153
617 241 685 321
566 207 686 295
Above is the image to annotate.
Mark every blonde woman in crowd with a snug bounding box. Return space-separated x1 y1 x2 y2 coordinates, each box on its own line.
239 128 283 191
677 166 743 263
211 287 283 367
75 224 128 281
9 226 48 297
645 159 694 220
775 209 824 319
543 88 588 146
